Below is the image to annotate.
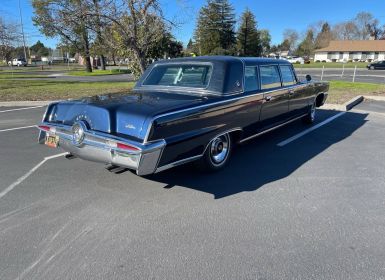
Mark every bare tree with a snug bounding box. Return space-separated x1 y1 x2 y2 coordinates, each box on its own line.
333 21 360 40
283 29 299 52
354 12 378 40
0 17 19 62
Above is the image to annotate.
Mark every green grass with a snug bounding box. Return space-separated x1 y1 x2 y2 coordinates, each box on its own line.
294 62 368 69
328 81 385 104
0 80 135 101
0 73 48 79
68 69 131 76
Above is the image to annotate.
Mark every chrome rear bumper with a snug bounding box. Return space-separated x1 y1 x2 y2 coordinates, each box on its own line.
38 123 165 176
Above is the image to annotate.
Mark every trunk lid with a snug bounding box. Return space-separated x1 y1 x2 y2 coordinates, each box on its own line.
46 91 206 140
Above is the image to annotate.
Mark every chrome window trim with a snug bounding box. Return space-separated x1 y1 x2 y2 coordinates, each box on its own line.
140 61 215 91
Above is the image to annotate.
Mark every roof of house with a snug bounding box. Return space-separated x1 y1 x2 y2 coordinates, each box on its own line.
315 40 385 52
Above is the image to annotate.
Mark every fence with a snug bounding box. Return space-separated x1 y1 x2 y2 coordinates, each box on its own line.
296 66 385 84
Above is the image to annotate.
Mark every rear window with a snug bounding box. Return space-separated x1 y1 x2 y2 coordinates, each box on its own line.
244 66 259 92
260 65 281 89
143 64 212 89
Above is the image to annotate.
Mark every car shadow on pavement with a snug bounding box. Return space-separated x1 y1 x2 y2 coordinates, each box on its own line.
147 110 368 199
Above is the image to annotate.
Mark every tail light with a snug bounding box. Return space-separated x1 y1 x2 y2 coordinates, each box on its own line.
38 125 51 132
116 142 140 151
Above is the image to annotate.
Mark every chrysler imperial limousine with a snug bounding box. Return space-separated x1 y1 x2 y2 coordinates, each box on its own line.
38 56 329 175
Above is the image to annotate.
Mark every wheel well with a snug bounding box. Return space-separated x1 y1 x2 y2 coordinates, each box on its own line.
315 93 325 107
229 130 243 144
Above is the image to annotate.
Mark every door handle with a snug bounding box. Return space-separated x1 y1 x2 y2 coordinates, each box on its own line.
265 96 272 102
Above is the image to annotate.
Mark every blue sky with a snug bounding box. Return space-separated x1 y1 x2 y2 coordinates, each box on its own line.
1 0 385 48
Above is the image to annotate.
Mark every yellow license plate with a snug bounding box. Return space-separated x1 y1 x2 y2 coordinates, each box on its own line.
45 135 59 148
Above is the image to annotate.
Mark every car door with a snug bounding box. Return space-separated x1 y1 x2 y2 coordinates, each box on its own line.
258 65 289 129
280 64 310 117
380 61 385 69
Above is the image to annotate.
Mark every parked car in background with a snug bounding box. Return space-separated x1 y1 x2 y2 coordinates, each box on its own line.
8 58 27 67
367 61 385 70
38 56 329 176
286 56 304 64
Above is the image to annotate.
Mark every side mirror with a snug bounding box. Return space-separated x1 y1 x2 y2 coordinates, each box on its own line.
306 74 312 82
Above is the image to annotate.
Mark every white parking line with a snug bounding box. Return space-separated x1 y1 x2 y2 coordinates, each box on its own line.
0 153 68 199
277 111 346 147
0 106 44 113
0 125 37 132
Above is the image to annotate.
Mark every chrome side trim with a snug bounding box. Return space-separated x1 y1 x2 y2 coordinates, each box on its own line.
239 114 307 143
155 155 202 173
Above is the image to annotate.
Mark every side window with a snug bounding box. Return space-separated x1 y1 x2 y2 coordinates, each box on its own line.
280 65 296 86
259 65 281 90
244 66 259 92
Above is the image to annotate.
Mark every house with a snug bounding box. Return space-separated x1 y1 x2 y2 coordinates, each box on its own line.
314 40 385 62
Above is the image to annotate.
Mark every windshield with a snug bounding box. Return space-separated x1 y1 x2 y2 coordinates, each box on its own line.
143 64 212 89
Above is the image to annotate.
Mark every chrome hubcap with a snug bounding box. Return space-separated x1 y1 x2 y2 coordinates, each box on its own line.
210 134 229 164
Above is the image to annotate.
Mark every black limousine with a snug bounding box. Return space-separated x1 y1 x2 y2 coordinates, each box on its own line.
38 56 329 175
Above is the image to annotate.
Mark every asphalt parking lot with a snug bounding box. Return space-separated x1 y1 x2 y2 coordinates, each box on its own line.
1 103 385 280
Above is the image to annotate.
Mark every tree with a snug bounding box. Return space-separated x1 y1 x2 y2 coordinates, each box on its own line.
333 21 360 40
0 17 19 62
236 8 261 56
194 0 236 55
354 12 378 40
315 22 333 49
258 29 271 56
30 40 50 57
296 29 314 57
283 29 299 52
32 0 94 72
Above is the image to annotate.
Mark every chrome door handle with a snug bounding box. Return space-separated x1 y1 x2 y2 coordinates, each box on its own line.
265 96 272 102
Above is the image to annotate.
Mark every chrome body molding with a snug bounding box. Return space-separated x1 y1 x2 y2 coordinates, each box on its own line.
38 122 166 176
155 155 203 173
239 113 308 143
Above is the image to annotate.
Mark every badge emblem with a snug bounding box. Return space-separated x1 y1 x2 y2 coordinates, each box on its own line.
71 121 86 146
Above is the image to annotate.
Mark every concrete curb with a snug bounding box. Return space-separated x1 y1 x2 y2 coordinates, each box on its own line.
364 95 385 102
322 96 364 112
0 101 57 107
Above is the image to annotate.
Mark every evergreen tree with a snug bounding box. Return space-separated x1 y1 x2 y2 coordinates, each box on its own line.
237 8 261 56
194 0 236 55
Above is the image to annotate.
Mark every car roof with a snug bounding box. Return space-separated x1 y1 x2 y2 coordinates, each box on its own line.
154 56 291 66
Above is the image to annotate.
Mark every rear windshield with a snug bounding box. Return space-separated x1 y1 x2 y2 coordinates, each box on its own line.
143 64 212 89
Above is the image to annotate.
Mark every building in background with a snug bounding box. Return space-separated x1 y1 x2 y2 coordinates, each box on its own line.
314 41 385 62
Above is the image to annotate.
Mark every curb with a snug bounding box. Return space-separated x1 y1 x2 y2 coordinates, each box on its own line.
0 101 57 107
363 95 385 102
343 95 364 111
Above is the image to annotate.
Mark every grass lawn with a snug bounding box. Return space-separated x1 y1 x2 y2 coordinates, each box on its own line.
68 69 131 76
328 81 385 104
294 62 368 69
0 80 135 101
0 73 48 79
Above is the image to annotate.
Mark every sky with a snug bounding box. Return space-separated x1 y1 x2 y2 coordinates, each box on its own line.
1 0 385 48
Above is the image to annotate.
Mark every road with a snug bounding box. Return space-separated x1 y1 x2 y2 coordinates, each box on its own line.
1 102 385 279
296 67 385 84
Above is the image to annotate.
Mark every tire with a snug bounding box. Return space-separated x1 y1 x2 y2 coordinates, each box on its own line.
370 66 375 70
303 101 316 124
195 133 232 172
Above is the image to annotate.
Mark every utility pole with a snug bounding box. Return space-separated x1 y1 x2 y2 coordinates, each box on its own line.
18 0 27 62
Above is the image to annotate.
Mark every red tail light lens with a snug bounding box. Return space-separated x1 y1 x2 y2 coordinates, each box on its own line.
38 125 51 131
116 142 140 151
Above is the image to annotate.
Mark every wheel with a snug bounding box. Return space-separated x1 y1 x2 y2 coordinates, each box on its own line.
370 66 375 70
303 101 316 124
195 133 232 172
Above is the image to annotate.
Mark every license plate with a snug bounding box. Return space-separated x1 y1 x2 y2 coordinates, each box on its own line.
45 135 59 148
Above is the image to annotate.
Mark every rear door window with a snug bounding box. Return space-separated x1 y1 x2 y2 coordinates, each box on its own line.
244 66 259 92
279 65 296 86
259 65 281 90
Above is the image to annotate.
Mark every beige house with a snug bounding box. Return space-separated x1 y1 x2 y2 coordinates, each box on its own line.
314 40 385 62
